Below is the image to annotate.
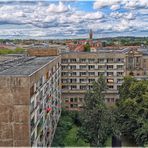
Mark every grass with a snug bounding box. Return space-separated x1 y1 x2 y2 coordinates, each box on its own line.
0 48 25 55
64 125 90 147
104 136 112 147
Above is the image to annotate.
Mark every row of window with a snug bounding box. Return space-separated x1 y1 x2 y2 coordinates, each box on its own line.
62 78 123 84
65 97 83 103
62 58 124 63
62 65 124 70
62 72 124 76
62 85 121 90
64 98 116 109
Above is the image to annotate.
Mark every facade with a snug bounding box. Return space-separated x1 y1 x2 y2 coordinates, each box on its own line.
61 48 148 111
0 55 61 147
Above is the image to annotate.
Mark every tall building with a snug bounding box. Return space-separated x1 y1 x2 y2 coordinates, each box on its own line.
89 29 93 40
0 55 61 147
61 48 148 111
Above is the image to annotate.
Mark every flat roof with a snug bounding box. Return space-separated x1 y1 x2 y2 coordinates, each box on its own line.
0 55 56 76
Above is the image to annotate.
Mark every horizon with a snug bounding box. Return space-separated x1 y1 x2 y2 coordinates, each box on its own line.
0 0 148 39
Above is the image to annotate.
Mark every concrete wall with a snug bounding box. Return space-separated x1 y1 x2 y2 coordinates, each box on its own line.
0 76 30 146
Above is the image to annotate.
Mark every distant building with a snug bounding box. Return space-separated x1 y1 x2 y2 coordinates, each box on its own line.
66 30 102 52
0 55 61 147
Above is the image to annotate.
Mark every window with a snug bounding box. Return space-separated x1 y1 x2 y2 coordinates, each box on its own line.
88 65 95 70
107 72 114 76
98 72 104 76
117 65 123 69
71 85 77 90
70 59 77 63
70 72 77 76
80 72 87 76
62 85 69 89
88 85 93 90
80 85 87 90
62 72 69 76
62 79 68 83
88 72 95 76
70 98 74 102
107 65 113 69
107 58 114 63
108 85 114 89
117 72 123 76
70 65 76 69
98 58 104 63
70 79 77 83
79 65 87 69
88 58 95 63
80 79 87 83
98 65 105 69
62 59 68 63
62 65 68 70
70 104 78 108
80 59 86 63
117 79 123 83
88 79 95 83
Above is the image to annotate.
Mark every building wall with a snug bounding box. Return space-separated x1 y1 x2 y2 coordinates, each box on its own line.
27 48 60 57
0 55 61 147
0 76 30 146
61 52 125 110
29 56 61 147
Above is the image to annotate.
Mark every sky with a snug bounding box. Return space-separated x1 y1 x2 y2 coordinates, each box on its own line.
0 0 147 39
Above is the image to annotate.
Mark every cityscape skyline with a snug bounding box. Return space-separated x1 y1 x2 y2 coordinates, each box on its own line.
0 0 148 39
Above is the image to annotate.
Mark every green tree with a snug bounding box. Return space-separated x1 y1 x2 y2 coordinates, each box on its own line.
115 77 148 146
84 42 90 52
78 76 111 146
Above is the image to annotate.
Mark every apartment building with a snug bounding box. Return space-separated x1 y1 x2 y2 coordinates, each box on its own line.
0 55 61 147
61 48 148 111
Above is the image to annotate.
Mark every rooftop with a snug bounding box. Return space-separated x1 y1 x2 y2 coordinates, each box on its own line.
0 55 56 76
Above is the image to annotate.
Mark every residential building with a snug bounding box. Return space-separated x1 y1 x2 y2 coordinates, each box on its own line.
0 55 61 147
61 48 148 111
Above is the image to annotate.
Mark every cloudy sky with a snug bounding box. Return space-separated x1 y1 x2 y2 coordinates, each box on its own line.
0 0 148 39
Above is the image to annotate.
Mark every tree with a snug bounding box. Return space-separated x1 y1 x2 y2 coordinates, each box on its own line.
77 76 111 146
84 42 90 52
115 77 148 146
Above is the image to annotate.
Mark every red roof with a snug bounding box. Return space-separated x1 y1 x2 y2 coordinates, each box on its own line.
75 44 85 52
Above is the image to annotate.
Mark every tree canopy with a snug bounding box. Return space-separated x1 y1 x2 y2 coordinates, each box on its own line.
115 76 148 146
78 76 112 146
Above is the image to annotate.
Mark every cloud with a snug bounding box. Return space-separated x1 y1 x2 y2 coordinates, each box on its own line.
124 0 148 9
110 4 120 10
47 2 70 13
0 1 147 39
84 11 104 20
93 0 121 9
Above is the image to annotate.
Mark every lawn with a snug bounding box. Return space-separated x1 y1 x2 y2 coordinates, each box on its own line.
0 48 25 54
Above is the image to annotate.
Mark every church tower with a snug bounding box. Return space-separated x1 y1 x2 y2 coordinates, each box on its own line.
89 29 93 40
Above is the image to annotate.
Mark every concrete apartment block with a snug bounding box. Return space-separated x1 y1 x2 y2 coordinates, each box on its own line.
0 55 61 147
61 48 148 111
